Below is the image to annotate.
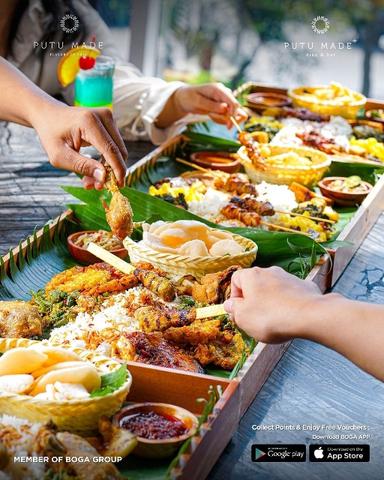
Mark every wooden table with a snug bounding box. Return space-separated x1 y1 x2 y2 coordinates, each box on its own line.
1 122 383 479
209 215 384 479
0 121 153 254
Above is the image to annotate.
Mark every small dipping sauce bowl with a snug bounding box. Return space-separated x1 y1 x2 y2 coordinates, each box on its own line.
113 402 199 459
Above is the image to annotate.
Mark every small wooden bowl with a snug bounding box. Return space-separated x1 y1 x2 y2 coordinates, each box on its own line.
365 109 384 126
246 92 291 111
67 231 127 265
318 177 373 206
190 151 240 173
113 402 198 459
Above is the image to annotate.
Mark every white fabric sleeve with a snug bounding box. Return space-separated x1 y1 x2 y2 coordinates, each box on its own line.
113 68 188 144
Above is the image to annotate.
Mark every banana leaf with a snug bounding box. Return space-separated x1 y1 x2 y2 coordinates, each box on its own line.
64 185 332 277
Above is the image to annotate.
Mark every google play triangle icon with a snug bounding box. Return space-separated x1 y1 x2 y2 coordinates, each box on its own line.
255 448 266 460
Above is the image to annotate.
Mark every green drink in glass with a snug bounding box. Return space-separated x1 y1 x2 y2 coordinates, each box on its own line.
75 55 114 109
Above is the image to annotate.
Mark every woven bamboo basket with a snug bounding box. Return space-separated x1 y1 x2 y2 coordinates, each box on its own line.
0 338 132 434
238 145 331 187
288 85 366 119
124 232 257 279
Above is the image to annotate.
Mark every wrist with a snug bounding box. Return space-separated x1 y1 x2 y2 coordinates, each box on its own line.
298 292 346 341
26 94 64 131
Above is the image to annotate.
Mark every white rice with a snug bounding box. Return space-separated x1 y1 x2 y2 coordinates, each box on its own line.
0 415 45 479
256 182 298 212
188 187 230 220
49 288 144 348
271 116 351 150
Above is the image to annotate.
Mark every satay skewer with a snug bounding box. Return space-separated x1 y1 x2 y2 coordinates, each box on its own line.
260 221 311 236
230 115 243 134
274 210 335 225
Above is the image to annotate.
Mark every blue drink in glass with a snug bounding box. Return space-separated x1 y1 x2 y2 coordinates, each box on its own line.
75 55 114 108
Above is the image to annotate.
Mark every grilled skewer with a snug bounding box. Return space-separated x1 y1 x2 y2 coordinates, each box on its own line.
221 203 262 226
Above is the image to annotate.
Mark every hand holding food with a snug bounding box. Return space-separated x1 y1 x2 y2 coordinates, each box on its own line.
0 57 127 189
223 266 322 343
224 266 384 381
156 83 247 128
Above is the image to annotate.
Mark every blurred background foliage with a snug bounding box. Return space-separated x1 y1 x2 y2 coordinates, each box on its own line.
156 0 384 96
93 0 384 96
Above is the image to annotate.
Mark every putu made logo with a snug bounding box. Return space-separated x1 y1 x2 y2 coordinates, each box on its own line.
312 16 330 34
60 14 80 34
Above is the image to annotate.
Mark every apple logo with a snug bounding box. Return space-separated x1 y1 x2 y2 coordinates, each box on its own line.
314 447 324 459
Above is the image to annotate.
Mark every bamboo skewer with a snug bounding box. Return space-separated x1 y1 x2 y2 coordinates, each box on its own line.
176 157 216 174
196 304 227 319
87 242 135 274
230 115 243 133
260 221 311 236
274 210 335 225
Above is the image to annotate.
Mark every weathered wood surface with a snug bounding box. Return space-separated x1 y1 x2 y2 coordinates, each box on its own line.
0 122 153 254
209 214 384 480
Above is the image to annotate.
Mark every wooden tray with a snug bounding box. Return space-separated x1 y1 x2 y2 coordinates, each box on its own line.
1 83 383 478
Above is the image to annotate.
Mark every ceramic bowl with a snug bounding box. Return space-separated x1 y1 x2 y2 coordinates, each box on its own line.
318 177 373 206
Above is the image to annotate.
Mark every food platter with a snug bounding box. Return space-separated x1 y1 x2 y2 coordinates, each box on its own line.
0 211 294 479
0 82 384 479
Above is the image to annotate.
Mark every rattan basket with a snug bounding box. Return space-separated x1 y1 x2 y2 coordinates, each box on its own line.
288 85 366 119
238 145 330 187
0 338 132 434
124 231 257 279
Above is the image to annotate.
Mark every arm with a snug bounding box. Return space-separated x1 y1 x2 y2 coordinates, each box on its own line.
224 266 384 381
0 58 127 188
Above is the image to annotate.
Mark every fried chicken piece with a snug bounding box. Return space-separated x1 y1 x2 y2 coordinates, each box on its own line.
0 301 43 338
174 275 196 296
192 266 239 304
164 319 221 345
221 203 262 227
193 332 247 370
135 305 194 333
103 165 133 241
118 331 203 373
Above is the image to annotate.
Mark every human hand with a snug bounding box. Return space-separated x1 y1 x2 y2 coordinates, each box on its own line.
172 83 247 128
33 105 127 189
223 266 323 343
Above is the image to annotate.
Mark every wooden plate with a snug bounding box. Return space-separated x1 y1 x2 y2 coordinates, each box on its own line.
318 177 373 206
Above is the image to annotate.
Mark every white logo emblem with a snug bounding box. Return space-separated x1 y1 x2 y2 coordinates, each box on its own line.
314 447 324 459
60 14 80 34
312 16 330 34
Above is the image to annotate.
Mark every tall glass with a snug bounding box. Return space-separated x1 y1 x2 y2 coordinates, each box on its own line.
74 56 114 109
